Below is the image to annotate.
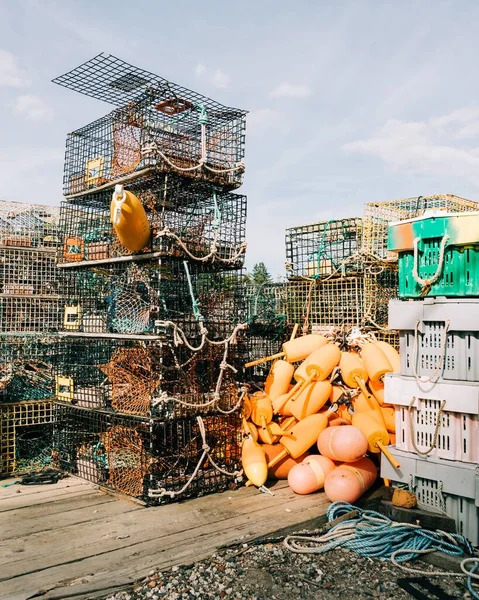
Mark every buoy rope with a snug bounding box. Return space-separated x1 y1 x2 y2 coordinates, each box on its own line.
284 501 479 598
408 396 446 455
412 234 450 296
147 415 242 499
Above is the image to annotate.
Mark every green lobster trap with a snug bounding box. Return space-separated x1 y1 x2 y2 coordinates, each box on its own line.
388 211 479 298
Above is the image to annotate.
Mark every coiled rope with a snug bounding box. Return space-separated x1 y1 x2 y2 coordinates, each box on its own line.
284 501 479 599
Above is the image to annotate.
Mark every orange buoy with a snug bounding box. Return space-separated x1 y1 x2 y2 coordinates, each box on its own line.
351 412 399 469
242 418 259 442
375 341 400 373
368 380 385 406
389 433 397 445
110 184 150 252
330 385 345 404
264 360 294 400
288 455 336 495
250 392 273 429
380 406 396 434
317 425 368 463
360 343 392 382
352 392 386 427
328 417 351 427
286 381 332 420
242 395 252 420
262 444 309 479
245 334 328 368
324 457 377 503
256 418 296 444
241 435 268 487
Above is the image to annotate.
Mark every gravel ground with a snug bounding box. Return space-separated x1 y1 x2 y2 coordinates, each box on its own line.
106 541 473 600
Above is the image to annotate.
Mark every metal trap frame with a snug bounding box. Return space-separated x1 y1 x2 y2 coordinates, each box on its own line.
0 400 54 476
0 201 60 249
53 54 247 195
285 218 363 279
362 194 478 261
58 172 247 269
53 403 241 503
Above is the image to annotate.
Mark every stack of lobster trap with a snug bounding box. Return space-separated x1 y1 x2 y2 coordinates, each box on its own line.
380 205 479 545
0 201 62 477
51 53 249 503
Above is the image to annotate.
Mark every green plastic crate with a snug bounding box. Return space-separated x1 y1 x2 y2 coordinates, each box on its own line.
388 211 479 298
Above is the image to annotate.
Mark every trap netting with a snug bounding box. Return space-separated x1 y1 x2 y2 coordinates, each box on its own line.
0 400 54 476
285 218 363 280
0 296 63 333
362 194 478 260
58 173 246 268
53 54 247 194
0 336 58 402
55 336 245 418
1 247 63 297
0 201 60 249
53 403 241 502
61 262 247 340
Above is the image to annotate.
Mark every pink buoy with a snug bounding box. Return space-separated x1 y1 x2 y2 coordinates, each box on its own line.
324 457 377 503
317 425 368 463
288 455 336 495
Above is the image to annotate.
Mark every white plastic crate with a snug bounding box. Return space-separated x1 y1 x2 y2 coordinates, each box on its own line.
381 447 479 545
385 374 479 463
389 298 479 382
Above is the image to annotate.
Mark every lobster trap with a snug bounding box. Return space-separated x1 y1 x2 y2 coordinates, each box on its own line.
362 194 478 261
55 335 244 418
0 201 60 248
285 218 363 279
0 400 54 476
58 173 247 269
1 247 63 296
53 53 247 195
53 403 241 503
285 264 399 332
60 262 247 340
0 296 62 333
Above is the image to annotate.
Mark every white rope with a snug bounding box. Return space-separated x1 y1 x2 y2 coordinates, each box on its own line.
147 415 242 498
412 320 451 384
408 396 446 456
412 234 450 293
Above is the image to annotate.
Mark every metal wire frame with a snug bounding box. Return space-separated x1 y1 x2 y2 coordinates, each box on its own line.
284 264 399 332
285 218 363 279
0 201 60 249
53 403 241 503
54 54 246 194
0 400 54 476
57 173 247 268
362 194 478 260
60 263 247 339
1 247 62 296
54 337 244 418
0 297 63 333
0 335 58 403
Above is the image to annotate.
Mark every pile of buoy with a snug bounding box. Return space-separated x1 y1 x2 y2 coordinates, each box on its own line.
242 330 400 503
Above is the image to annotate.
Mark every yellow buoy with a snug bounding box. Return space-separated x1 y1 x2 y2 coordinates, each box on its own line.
375 341 401 373
241 435 268 487
360 343 392 383
110 184 150 252
264 360 294 400
245 334 328 368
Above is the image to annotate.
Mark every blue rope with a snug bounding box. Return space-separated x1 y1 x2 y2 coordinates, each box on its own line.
183 261 204 322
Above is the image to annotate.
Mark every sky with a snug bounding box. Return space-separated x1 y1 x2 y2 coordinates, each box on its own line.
2 0 479 276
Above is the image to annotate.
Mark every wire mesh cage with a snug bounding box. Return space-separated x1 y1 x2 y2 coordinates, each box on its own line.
58 173 247 268
285 218 363 279
0 297 63 333
362 194 478 260
1 247 63 296
0 201 60 249
54 336 244 418
53 54 247 195
0 400 54 476
285 265 398 332
60 263 247 340
53 403 241 503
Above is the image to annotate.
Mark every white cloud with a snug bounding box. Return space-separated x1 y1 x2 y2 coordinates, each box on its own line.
343 109 479 182
0 49 30 87
195 63 206 78
210 69 231 89
11 95 54 121
247 108 281 133
271 82 311 98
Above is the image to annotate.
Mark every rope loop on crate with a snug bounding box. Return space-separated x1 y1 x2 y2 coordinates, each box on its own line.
412 319 451 384
412 234 450 296
408 396 446 456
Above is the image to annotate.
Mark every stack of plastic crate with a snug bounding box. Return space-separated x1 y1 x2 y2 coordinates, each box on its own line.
0 201 62 477
51 54 247 503
381 209 479 545
284 217 398 342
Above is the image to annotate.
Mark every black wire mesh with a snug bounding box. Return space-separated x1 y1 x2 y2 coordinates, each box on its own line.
0 202 60 248
58 173 246 268
53 403 241 503
285 218 363 280
54 55 246 194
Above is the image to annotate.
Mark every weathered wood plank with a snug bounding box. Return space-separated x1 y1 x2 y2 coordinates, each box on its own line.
0 477 89 502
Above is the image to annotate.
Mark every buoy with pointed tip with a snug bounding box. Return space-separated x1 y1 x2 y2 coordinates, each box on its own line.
242 418 258 442
262 444 309 479
285 381 332 420
241 435 268 487
110 184 150 252
317 425 368 463
244 334 328 368
264 360 294 400
351 411 399 469
375 341 400 373
360 343 392 382
324 457 377 503
288 455 336 495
